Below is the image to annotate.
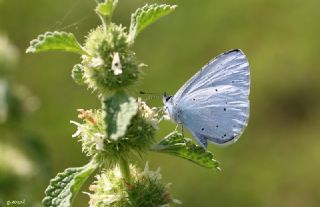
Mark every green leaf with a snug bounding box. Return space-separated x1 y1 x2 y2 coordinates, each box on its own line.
152 132 221 171
104 91 138 141
42 160 97 207
96 0 118 23
26 31 86 55
128 4 177 43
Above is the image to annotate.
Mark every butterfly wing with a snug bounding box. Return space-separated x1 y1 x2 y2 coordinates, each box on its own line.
172 49 250 147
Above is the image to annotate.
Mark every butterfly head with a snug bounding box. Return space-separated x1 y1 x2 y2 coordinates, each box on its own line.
163 92 174 121
163 92 173 104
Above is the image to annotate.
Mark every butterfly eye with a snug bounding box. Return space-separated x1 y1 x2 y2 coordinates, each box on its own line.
165 96 172 102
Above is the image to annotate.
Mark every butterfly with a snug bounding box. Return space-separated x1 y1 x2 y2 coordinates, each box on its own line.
163 49 250 148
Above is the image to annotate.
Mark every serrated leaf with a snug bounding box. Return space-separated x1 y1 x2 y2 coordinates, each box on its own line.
104 91 138 141
152 132 220 171
128 4 177 43
96 0 118 22
42 160 97 207
26 31 86 55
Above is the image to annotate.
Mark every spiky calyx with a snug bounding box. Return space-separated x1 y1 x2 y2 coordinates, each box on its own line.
80 25 142 94
86 164 181 207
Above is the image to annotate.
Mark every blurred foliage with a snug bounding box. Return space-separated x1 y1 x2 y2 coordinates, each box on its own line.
0 7 50 205
1 0 320 206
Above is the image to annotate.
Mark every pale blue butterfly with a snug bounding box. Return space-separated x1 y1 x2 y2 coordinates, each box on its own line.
163 49 250 148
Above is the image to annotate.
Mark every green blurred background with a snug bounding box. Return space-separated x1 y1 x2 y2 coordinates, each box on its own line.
1 0 320 206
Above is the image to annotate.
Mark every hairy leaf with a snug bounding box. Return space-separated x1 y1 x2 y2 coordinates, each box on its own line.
128 4 177 43
26 31 86 54
96 0 118 22
152 132 220 171
42 160 97 207
104 91 138 141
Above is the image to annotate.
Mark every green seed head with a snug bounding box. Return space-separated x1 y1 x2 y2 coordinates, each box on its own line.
81 25 141 94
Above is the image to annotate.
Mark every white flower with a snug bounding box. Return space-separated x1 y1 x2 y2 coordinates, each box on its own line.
70 120 82 138
143 162 162 180
93 132 105 151
103 194 120 205
138 98 159 127
89 56 104 68
111 52 123 75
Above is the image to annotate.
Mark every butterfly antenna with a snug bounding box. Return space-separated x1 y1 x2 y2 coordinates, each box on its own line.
139 91 162 95
139 91 163 101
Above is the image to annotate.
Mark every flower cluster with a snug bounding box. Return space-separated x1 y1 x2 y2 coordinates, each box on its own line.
86 163 181 207
71 100 158 163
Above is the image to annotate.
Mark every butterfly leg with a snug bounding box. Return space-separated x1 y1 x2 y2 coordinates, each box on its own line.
181 124 185 138
174 124 179 131
174 124 185 139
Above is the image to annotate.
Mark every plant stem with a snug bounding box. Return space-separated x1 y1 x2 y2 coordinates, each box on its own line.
99 16 109 33
119 156 131 182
